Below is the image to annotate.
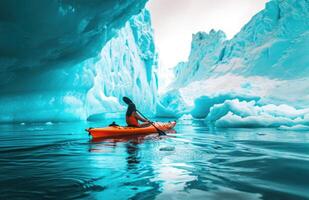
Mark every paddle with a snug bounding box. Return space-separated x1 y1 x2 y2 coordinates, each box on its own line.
122 97 166 136
136 110 166 136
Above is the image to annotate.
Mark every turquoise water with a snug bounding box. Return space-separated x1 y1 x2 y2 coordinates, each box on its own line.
1 120 309 200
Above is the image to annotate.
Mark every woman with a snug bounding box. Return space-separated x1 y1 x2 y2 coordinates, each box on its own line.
123 97 150 127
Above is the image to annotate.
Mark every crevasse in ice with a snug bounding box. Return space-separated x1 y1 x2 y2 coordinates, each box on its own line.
158 0 309 129
0 1 157 123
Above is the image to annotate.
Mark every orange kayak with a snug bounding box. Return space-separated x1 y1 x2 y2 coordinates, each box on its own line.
87 121 176 139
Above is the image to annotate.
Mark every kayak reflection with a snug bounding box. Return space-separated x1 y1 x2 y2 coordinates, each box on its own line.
126 140 140 170
90 134 156 144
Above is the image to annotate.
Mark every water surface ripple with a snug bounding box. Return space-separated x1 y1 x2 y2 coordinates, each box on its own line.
0 120 309 200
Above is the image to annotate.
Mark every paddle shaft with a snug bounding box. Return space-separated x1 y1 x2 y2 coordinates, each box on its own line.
136 110 166 136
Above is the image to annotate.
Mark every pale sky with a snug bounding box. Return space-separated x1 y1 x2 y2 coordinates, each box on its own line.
147 0 268 70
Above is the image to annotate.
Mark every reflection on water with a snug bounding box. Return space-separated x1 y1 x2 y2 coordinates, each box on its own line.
0 120 309 200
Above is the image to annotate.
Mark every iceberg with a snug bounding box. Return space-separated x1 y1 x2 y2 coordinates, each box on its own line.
278 125 309 131
86 9 158 120
156 90 188 118
207 99 309 128
158 0 309 128
0 0 158 123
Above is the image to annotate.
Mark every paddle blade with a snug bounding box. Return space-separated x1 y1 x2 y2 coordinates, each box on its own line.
156 127 166 136
158 130 166 136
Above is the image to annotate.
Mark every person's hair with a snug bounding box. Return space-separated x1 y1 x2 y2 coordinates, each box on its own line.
123 96 133 105
126 103 136 116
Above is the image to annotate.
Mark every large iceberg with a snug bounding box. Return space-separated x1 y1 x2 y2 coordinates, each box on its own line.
0 1 158 123
86 10 158 121
158 0 309 129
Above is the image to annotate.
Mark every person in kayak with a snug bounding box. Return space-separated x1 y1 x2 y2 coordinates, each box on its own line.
123 97 150 127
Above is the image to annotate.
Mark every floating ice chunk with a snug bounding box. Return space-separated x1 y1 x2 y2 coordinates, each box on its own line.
192 94 260 118
207 100 309 128
278 125 309 131
214 113 294 128
179 114 193 120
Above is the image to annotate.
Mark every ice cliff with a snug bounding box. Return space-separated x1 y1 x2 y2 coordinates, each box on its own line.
86 10 158 121
158 0 309 129
0 1 158 123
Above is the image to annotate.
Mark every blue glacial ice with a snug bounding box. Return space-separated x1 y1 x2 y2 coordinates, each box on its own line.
207 99 309 128
156 90 188 118
0 0 157 123
86 9 158 121
158 0 309 129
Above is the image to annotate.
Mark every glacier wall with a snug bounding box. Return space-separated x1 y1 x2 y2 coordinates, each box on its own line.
158 0 309 129
86 10 158 121
0 0 158 123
